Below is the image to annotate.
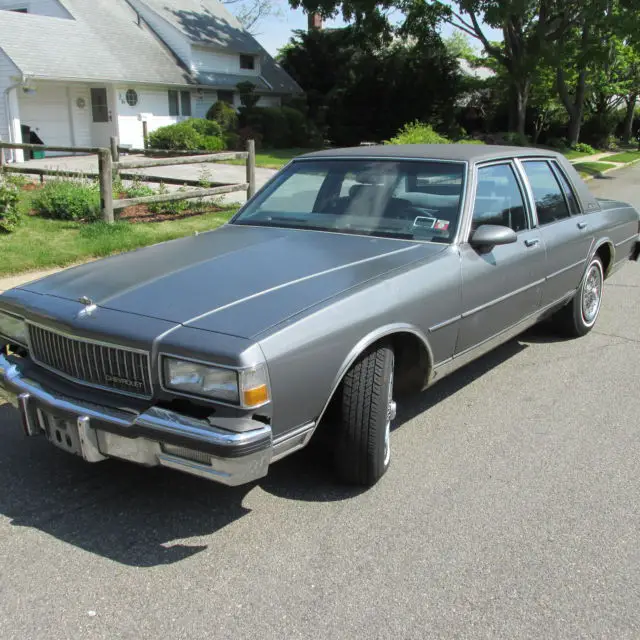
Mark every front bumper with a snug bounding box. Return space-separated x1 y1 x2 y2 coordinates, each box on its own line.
0 353 273 486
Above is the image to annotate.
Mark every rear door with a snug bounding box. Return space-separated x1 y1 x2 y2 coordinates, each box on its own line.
455 161 547 355
518 159 594 307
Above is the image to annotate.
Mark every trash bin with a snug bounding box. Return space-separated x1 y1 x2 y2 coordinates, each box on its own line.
20 125 45 159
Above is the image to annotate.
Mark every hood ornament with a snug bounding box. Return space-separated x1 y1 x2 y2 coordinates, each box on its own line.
77 296 97 318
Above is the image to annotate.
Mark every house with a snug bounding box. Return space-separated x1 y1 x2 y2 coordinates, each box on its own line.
0 0 301 161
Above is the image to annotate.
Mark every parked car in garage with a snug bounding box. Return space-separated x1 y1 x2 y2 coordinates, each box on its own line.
1 144 639 487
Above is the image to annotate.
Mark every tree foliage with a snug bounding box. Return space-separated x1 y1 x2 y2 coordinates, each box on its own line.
279 25 461 145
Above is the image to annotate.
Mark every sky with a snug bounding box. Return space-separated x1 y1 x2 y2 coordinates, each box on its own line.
251 2 503 57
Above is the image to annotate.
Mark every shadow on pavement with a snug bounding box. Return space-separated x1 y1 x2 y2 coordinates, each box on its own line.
0 334 528 567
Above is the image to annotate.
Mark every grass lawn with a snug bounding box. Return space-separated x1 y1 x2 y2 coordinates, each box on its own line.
225 148 318 170
573 161 617 178
603 151 640 163
0 198 236 276
562 149 595 160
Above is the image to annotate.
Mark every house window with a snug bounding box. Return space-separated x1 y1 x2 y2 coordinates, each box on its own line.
217 90 234 105
168 90 191 116
240 54 255 70
125 89 138 107
90 88 109 123
180 91 192 116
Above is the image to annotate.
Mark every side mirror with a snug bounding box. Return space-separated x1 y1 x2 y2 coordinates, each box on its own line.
470 224 517 251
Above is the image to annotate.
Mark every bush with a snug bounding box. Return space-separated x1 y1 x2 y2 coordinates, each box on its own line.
224 131 241 150
281 106 309 147
385 122 451 145
148 119 225 151
247 107 291 148
546 137 568 150
206 101 238 131
573 142 596 154
0 178 20 233
500 131 530 147
33 179 101 221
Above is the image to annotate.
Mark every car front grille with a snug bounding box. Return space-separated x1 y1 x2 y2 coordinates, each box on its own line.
28 324 152 398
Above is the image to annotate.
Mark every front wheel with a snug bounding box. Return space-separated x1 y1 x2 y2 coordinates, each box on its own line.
334 345 396 487
553 256 604 337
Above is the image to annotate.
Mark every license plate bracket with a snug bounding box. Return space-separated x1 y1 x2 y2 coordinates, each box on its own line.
38 410 82 456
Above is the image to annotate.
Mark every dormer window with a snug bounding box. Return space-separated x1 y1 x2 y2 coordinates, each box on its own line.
240 55 255 70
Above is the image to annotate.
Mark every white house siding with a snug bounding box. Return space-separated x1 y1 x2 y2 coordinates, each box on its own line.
0 0 71 18
125 0 192 68
0 48 20 159
191 46 260 76
115 85 184 148
18 82 73 153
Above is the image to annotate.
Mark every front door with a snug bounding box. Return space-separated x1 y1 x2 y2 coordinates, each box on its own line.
519 159 594 307
90 87 114 148
455 161 547 355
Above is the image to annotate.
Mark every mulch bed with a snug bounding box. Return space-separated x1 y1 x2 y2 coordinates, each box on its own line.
116 204 229 223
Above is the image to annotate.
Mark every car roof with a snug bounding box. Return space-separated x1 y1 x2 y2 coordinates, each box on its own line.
297 144 564 164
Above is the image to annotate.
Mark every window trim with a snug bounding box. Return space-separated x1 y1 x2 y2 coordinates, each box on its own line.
518 158 573 227
465 159 534 241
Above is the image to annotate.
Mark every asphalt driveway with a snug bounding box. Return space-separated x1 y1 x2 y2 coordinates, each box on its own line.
0 165 639 639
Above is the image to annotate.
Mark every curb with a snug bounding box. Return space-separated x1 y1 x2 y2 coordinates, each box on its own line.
580 157 640 182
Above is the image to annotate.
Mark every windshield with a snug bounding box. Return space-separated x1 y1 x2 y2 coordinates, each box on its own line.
231 159 466 243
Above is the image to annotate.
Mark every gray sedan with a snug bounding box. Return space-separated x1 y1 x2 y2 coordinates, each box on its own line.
1 144 639 487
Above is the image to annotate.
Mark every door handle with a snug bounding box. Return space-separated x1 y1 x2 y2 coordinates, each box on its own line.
577 221 588 230
524 238 540 247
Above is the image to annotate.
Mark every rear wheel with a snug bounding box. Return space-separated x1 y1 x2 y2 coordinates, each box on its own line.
334 344 396 486
553 256 604 337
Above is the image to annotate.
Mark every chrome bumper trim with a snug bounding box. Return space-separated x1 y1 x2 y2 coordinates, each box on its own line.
0 354 272 486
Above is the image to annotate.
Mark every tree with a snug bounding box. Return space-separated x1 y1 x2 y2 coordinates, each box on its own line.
445 1 583 137
443 31 477 61
279 26 461 145
223 0 281 33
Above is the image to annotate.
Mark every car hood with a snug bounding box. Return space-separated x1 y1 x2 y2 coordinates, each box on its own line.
18 225 443 338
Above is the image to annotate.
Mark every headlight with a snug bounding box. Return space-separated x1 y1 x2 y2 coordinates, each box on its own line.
163 357 270 408
0 312 27 345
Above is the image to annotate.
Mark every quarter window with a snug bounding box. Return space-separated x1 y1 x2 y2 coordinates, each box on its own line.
551 162 580 215
472 164 528 233
522 160 571 225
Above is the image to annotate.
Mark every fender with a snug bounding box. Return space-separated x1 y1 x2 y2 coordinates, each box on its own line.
589 237 615 278
315 322 435 425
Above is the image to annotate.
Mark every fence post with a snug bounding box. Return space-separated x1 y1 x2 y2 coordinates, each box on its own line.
98 148 114 224
142 121 149 150
110 136 120 181
0 137 5 171
246 139 256 199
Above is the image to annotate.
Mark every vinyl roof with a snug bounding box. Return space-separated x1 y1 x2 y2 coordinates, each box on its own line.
298 144 565 163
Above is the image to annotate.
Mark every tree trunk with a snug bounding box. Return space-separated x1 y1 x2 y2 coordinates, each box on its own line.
622 96 637 145
510 80 530 137
557 65 588 147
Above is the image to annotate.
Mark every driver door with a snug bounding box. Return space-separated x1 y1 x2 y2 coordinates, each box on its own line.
455 161 547 355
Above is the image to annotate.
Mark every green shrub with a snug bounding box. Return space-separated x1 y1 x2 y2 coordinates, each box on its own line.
573 142 596 154
385 122 451 145
546 137 568 150
281 107 309 147
148 119 225 151
224 131 241 150
124 177 155 199
0 178 21 233
33 179 101 221
187 118 223 138
247 107 291 148
206 101 239 131
148 185 190 216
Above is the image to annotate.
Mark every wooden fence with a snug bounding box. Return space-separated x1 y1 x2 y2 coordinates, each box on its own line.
0 137 256 223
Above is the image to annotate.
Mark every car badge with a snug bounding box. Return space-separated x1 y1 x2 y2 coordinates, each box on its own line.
77 296 97 318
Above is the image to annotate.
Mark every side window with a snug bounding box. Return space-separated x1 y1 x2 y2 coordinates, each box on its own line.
551 162 580 215
472 164 528 233
522 161 571 225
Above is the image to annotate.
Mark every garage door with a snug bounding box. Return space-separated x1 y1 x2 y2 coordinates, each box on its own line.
19 84 72 152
